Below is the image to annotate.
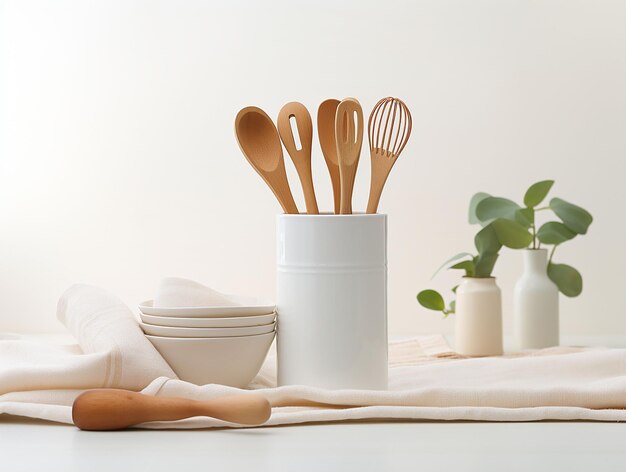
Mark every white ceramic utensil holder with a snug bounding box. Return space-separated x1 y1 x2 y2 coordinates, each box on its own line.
276 213 388 390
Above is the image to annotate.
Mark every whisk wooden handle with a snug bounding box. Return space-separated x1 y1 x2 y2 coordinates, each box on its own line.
366 151 390 214
72 389 271 430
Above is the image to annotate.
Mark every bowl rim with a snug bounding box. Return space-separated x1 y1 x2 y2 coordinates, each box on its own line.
139 298 275 311
139 311 277 322
144 331 276 341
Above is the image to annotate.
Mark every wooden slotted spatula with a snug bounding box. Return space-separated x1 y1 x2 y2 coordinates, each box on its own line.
72 389 272 430
335 98 364 215
235 106 299 214
277 102 319 214
317 99 341 214
366 97 412 214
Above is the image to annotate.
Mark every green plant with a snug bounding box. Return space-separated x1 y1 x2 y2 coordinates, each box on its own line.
471 180 592 297
416 180 593 317
417 212 532 317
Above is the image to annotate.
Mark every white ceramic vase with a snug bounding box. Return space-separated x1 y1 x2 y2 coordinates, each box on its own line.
455 277 503 357
514 248 559 350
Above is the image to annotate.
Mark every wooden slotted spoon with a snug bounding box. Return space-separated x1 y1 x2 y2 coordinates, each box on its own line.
235 106 299 214
335 98 364 215
366 97 412 214
277 102 319 214
317 99 341 214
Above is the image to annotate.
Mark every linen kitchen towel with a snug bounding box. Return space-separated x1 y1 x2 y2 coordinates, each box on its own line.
0 284 176 398
153 277 240 308
136 339 626 427
3 284 626 427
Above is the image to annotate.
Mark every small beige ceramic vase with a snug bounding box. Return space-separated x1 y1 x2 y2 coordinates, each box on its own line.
455 277 503 357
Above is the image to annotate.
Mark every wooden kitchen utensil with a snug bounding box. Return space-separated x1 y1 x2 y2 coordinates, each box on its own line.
335 98 364 214
235 107 299 214
277 102 319 214
366 97 412 214
72 389 272 430
317 99 341 214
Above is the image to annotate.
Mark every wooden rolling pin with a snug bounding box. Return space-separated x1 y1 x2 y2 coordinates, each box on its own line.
72 389 272 430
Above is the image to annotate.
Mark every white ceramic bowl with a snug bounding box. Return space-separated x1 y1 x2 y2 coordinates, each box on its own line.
139 312 276 328
139 298 275 318
145 331 275 387
139 321 275 338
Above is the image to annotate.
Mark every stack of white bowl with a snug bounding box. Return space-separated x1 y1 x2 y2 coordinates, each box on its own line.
138 297 276 388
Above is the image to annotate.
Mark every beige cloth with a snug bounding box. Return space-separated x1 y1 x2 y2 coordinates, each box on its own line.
0 284 176 395
2 285 626 427
153 277 240 308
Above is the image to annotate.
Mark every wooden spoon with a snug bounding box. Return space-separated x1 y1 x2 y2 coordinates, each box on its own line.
366 97 412 214
335 98 364 214
235 107 299 214
317 99 341 214
72 389 272 430
277 102 319 214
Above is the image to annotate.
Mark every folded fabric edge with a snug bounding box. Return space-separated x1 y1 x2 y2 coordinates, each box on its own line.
3 401 626 429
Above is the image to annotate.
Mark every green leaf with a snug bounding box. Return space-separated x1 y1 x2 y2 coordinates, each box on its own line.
537 222 577 245
431 252 474 279
548 263 583 297
476 197 522 224
491 218 533 249
524 180 554 208
451 285 459 294
469 192 491 224
474 252 499 277
516 208 534 228
474 224 502 255
450 260 475 277
417 290 446 311
550 198 593 235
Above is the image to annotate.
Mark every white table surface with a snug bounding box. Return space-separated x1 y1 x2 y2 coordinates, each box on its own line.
2 335 626 471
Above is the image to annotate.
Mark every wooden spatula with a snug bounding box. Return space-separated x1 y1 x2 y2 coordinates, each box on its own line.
72 389 272 430
317 99 341 214
235 106 299 214
277 102 319 214
335 98 364 214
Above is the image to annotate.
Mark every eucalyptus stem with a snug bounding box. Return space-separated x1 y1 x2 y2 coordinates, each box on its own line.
548 244 557 264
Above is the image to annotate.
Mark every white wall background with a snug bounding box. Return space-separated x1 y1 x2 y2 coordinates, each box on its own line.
1 0 625 335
